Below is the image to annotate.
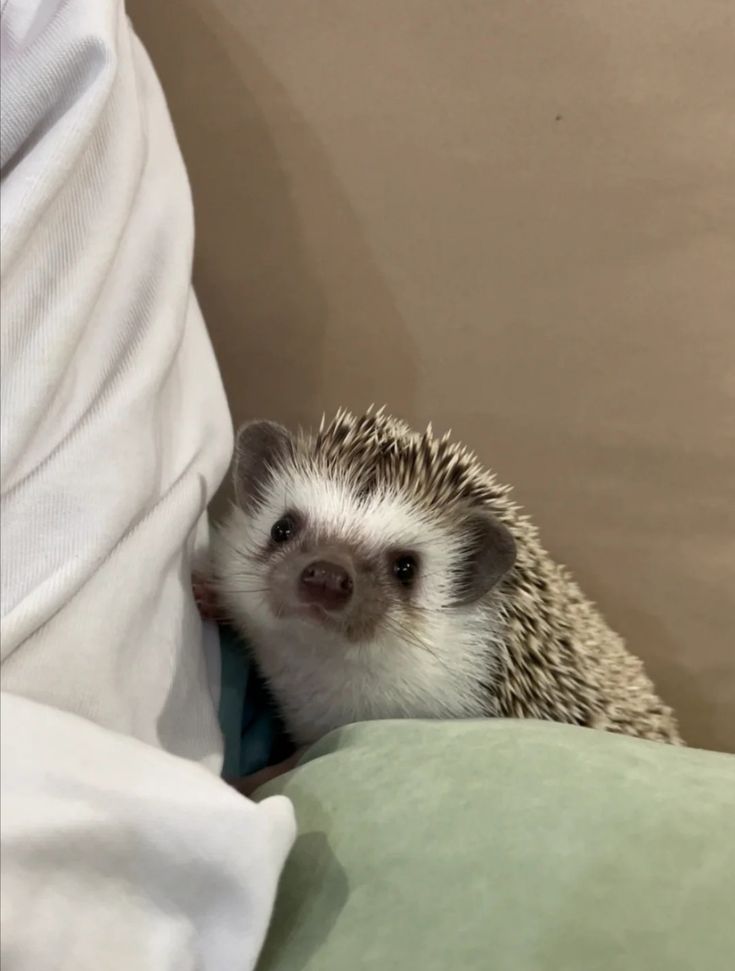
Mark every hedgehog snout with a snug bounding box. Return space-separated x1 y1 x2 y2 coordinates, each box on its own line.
299 559 354 611
267 544 362 619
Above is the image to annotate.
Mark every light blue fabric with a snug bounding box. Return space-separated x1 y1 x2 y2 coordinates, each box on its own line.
217 625 290 778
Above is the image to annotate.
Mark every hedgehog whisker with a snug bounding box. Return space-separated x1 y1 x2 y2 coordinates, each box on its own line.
382 616 442 661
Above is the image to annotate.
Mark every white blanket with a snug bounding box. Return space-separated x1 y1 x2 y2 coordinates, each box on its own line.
0 1 295 967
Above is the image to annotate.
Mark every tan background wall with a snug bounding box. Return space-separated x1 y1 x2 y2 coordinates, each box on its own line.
129 1 734 752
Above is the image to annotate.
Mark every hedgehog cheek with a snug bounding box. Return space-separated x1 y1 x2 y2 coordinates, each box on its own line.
452 511 517 606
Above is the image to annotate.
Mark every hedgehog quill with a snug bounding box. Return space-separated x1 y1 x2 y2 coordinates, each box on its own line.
211 408 681 746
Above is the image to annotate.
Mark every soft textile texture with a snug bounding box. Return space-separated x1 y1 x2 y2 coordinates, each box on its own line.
218 624 292 779
0 2 295 967
258 719 735 971
0 0 227 762
1 694 295 971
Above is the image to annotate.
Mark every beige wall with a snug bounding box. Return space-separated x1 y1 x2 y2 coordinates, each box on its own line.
130 1 735 752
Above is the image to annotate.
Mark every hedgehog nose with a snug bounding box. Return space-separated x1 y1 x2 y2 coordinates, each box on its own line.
299 560 354 611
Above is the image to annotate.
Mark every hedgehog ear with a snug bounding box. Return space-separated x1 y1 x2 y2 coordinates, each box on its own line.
233 420 293 512
453 511 516 605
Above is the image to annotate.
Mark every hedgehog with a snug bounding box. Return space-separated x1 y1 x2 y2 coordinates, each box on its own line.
210 407 681 747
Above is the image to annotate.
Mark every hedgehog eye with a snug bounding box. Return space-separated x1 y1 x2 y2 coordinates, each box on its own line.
271 515 298 544
393 554 419 587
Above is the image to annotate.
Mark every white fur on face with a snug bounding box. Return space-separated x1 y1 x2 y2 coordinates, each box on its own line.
213 464 504 745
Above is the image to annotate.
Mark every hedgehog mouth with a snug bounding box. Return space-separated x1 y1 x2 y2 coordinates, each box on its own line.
293 602 339 624
272 598 387 646
273 598 345 631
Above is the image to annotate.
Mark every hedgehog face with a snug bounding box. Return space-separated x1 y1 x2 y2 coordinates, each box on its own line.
212 411 518 742
217 414 516 639
221 457 452 644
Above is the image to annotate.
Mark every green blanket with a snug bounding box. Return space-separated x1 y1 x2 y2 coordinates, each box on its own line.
257 719 734 971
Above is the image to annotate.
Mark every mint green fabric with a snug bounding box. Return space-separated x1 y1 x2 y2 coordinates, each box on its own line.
256 719 734 971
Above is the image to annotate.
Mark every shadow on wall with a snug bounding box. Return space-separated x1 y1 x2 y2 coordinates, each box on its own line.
129 0 418 500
